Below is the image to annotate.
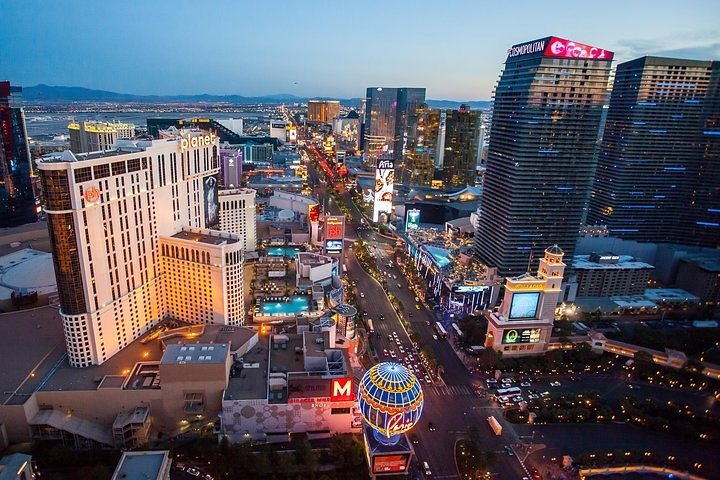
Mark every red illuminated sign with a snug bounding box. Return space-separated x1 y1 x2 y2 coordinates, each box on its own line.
372 454 409 474
83 186 101 203
325 216 344 240
308 204 320 223
544 36 613 60
330 377 354 402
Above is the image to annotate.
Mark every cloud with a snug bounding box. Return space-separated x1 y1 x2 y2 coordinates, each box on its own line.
614 32 720 62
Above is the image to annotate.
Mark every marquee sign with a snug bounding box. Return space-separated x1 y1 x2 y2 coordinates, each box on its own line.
180 132 218 152
373 158 394 222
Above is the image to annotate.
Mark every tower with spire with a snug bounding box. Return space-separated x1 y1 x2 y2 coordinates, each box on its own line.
484 245 566 357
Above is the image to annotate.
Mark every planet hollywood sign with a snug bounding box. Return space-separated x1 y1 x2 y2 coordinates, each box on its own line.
180 132 218 152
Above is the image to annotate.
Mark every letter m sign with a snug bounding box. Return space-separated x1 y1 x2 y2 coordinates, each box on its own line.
331 378 353 402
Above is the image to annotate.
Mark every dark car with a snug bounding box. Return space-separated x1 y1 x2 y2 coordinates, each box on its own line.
410 434 420 444
428 422 436 431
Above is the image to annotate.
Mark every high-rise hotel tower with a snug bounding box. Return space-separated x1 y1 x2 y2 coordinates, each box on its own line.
38 131 245 367
588 57 720 247
474 37 614 276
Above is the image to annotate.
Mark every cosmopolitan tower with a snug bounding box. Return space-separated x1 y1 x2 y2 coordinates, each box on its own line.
474 37 613 276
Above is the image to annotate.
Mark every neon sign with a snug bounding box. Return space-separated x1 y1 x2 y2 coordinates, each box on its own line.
331 378 354 402
544 36 613 60
180 133 217 152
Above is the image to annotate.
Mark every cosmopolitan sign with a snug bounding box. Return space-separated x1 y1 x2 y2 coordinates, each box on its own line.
508 36 613 61
180 133 218 152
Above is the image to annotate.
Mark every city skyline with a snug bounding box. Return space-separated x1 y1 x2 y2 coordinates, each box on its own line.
1 0 718 100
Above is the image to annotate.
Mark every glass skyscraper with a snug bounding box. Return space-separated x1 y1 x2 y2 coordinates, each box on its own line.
588 57 720 247
474 37 613 276
0 81 37 227
362 87 426 162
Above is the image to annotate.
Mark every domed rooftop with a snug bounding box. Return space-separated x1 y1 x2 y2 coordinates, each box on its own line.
545 244 564 256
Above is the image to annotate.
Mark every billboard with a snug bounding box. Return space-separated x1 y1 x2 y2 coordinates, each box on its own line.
544 36 614 60
452 285 490 293
325 216 345 240
325 239 343 253
372 454 410 474
508 292 540 319
308 204 321 223
501 328 542 345
372 158 394 222
203 175 219 229
406 209 420 231
507 37 613 61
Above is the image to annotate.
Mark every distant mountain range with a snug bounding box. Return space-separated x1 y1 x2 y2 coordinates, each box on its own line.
21 84 491 110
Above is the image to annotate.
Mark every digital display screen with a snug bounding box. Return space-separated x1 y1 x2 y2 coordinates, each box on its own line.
325 240 343 252
502 328 542 344
509 292 540 319
453 285 490 293
544 36 614 60
372 454 409 474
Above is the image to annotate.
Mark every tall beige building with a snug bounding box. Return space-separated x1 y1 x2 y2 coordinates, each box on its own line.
37 130 245 367
68 121 135 153
218 188 257 253
307 100 340 124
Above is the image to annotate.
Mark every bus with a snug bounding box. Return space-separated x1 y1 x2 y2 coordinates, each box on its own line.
487 416 502 436
451 323 463 338
367 319 374 334
434 322 448 339
496 386 521 396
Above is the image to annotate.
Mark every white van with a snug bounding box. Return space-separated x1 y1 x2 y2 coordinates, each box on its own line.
423 461 432 476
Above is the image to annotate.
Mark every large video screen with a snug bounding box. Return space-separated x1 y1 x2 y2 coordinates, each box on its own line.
372 454 409 474
203 175 219 229
325 240 343 252
509 292 540 319
502 328 542 345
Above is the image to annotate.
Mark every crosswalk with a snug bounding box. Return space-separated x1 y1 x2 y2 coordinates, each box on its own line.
425 385 476 396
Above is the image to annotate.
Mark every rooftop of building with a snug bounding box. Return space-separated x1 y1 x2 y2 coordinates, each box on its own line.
161 343 229 365
296 252 333 266
113 405 149 428
224 335 270 401
110 451 169 480
0 305 66 405
573 254 654 270
169 227 240 245
644 288 700 303
218 187 257 197
68 121 135 133
0 248 57 300
270 334 308 372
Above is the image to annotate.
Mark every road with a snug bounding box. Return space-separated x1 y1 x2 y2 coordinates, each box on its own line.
304 146 529 479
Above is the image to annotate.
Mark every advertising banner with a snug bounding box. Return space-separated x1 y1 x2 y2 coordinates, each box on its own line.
372 158 394 222
372 454 410 474
203 175 219 229
406 209 420 231
501 328 542 345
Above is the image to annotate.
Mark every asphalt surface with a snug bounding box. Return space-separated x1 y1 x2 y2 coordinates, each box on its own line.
305 149 529 479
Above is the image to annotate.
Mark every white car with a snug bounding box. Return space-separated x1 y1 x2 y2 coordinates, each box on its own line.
432 334 438 340
360 292 365 298
550 381 561 387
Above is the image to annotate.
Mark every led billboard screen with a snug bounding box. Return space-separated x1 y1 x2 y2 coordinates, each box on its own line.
325 239 343 252
203 175 219 229
544 36 613 60
406 209 420 231
325 216 345 240
372 454 410 474
308 204 320 223
501 328 542 344
509 292 540 319
372 159 394 222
